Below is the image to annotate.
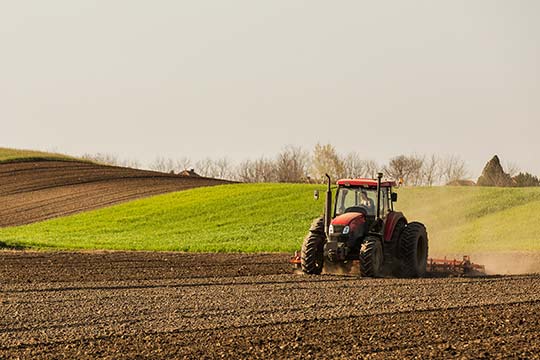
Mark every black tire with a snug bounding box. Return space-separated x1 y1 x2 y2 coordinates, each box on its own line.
383 219 406 276
301 216 325 275
359 236 384 277
398 222 428 278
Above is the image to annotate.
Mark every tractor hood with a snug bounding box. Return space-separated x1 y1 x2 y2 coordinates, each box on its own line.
330 212 367 241
331 212 365 226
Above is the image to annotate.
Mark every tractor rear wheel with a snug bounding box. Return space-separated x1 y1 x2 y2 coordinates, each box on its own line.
384 218 407 276
301 216 325 275
359 236 384 277
398 222 428 277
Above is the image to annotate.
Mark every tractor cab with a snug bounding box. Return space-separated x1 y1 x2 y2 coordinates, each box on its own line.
334 178 396 220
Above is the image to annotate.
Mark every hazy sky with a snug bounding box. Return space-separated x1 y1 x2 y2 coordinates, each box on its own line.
2 1 539 177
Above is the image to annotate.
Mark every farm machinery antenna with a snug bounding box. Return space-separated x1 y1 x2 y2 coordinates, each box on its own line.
291 173 485 277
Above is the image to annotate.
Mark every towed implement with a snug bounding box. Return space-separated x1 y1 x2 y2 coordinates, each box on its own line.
291 173 485 277
427 256 486 276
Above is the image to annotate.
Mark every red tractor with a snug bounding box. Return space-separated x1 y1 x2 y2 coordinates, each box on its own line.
300 173 428 277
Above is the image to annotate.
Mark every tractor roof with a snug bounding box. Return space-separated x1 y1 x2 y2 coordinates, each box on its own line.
337 178 396 188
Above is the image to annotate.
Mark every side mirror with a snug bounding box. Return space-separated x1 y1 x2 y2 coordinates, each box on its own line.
314 190 319 200
391 192 398 202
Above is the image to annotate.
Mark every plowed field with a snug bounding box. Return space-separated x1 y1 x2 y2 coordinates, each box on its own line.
0 160 230 227
1 251 539 359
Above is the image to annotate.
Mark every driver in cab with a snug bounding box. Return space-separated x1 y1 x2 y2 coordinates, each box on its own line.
360 190 375 215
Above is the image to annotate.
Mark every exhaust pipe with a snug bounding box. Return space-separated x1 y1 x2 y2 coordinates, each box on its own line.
324 173 332 238
376 172 383 220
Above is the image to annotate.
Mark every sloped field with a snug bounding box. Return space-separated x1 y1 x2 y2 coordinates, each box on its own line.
0 147 77 163
0 160 230 228
396 186 540 254
2 182 540 256
0 183 321 251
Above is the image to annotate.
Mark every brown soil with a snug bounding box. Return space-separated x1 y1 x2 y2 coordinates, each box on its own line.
0 160 231 227
1 251 539 359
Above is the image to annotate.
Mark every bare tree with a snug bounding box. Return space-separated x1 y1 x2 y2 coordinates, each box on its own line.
440 155 469 184
275 145 310 183
175 156 192 172
194 158 216 177
383 155 424 186
342 152 379 179
311 143 345 182
119 158 141 169
235 160 252 182
236 158 277 183
212 157 233 179
363 160 379 179
82 153 140 169
421 154 442 186
81 153 120 166
149 156 176 173
504 161 520 178
341 152 362 178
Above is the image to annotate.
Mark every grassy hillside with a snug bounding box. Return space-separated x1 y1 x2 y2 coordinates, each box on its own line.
0 184 539 253
0 147 76 163
397 186 540 254
0 184 323 252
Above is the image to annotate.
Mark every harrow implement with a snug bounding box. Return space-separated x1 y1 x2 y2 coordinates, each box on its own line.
291 252 486 276
427 256 486 276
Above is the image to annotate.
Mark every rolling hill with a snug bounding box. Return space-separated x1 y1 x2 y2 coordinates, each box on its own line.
0 149 231 227
0 147 78 163
1 183 539 254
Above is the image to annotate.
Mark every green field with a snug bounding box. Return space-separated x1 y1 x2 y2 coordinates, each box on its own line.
1 183 539 253
0 147 77 163
397 186 540 254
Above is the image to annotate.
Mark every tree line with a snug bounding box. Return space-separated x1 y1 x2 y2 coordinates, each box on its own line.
81 144 473 186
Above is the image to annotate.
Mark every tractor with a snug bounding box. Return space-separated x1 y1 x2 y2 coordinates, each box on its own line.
299 173 428 277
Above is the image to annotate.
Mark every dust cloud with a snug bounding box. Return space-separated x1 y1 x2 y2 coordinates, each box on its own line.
472 253 540 275
427 252 540 275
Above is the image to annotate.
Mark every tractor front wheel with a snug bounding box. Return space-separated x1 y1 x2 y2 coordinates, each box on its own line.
359 236 384 277
398 222 428 277
301 216 325 275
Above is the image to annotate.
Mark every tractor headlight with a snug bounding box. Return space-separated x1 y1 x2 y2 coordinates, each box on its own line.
329 224 334 235
342 225 350 235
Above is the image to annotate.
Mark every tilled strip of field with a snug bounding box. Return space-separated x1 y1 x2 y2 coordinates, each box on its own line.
0 160 230 227
1 251 539 359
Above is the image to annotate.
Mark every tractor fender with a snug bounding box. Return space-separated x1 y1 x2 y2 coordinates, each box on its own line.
383 212 407 242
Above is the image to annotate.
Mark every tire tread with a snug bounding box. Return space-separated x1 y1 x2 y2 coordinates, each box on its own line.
301 216 325 274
